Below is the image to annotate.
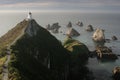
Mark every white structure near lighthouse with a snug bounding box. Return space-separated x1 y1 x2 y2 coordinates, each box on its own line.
26 12 32 21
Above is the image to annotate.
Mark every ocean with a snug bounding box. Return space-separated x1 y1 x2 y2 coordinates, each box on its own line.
0 11 120 80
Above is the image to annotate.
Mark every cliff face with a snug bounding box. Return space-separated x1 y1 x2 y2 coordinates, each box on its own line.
63 37 90 80
63 37 89 64
8 19 70 80
25 19 40 36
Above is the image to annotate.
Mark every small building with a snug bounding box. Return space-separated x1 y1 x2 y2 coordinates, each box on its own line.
26 12 32 21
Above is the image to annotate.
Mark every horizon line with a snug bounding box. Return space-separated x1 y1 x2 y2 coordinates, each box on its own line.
0 10 120 13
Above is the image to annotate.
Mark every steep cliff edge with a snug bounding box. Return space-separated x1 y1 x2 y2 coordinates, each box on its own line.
9 19 70 80
63 37 92 80
0 20 28 51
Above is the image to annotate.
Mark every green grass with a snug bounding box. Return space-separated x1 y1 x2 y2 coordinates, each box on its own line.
0 56 7 80
0 20 28 80
63 37 89 65
8 53 21 80
0 74 2 80
63 37 89 53
0 56 7 66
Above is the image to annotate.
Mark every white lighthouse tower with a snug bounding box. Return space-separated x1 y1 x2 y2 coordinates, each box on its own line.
26 12 32 20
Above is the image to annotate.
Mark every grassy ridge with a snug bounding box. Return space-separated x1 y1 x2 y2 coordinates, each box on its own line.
0 19 28 80
0 20 28 51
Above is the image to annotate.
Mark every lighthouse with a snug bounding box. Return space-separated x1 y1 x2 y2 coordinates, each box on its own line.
26 12 32 20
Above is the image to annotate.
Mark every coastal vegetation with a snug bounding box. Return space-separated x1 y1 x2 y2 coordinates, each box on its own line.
0 56 7 80
0 20 28 80
63 37 94 80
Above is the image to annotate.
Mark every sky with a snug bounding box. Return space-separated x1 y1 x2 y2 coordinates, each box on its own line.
0 0 120 13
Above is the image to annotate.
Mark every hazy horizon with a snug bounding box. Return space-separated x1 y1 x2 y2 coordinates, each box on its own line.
0 0 120 13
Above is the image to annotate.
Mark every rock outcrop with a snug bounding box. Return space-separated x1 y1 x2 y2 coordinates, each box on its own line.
63 37 92 80
112 67 120 80
86 25 94 32
92 28 105 42
25 19 41 36
76 21 83 27
96 46 118 61
45 24 51 30
46 23 61 33
67 22 72 28
66 28 80 37
112 36 118 40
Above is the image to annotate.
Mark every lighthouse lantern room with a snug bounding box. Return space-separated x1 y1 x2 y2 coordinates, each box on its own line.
26 12 32 20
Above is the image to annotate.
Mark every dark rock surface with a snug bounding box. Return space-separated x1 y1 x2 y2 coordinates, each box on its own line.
112 66 120 80
96 46 118 61
63 37 93 80
66 28 80 37
76 21 83 27
86 25 94 32
46 23 61 33
67 22 72 28
92 28 105 42
112 36 118 40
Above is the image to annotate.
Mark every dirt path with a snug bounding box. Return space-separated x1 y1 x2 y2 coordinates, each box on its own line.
2 28 25 80
2 51 11 80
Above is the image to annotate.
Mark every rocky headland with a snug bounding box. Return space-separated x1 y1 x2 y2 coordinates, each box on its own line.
0 12 119 80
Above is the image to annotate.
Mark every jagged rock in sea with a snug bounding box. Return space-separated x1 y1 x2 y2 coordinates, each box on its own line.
67 22 72 28
92 28 105 46
96 46 118 61
112 35 118 40
112 66 120 80
86 25 94 32
105 39 111 43
45 24 51 30
66 28 80 37
76 21 83 27
46 23 61 33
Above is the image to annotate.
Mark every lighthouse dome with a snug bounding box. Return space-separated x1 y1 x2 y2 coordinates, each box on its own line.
26 12 32 20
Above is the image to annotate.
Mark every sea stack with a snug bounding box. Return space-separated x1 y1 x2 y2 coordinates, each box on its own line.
112 36 118 40
46 23 61 33
92 28 105 42
76 21 83 27
67 22 72 28
66 28 80 37
86 25 94 32
112 67 120 80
